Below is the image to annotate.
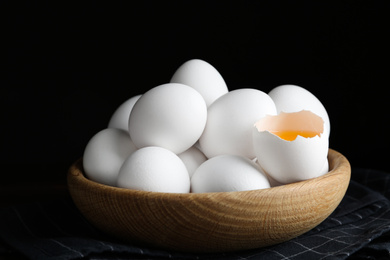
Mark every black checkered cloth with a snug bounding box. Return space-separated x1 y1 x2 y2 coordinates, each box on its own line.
1 168 390 260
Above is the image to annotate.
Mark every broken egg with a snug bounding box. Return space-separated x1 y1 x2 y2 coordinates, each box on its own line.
253 110 329 184
268 84 330 137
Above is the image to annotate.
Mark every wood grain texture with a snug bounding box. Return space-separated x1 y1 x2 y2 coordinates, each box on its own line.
67 149 350 253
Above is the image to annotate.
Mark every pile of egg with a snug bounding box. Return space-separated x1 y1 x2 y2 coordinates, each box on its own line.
83 59 330 193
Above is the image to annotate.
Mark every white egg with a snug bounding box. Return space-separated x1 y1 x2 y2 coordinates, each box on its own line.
252 158 283 187
199 88 277 159
128 83 207 154
320 158 329 175
178 146 207 178
83 128 137 186
108 95 141 131
253 110 329 184
170 59 228 107
268 84 330 137
117 146 190 193
191 155 270 193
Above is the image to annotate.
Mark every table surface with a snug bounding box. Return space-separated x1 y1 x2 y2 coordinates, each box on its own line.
0 179 68 260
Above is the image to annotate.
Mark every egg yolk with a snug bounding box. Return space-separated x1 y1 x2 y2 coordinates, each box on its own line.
271 130 320 141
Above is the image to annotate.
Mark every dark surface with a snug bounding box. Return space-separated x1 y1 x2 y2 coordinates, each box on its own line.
1 168 390 260
2 2 389 181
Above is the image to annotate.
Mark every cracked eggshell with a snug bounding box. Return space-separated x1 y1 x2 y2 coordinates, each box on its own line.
268 84 330 137
117 146 190 193
199 88 277 159
128 83 207 154
253 110 329 184
191 155 270 193
170 59 228 107
108 95 141 131
178 146 207 178
83 128 137 186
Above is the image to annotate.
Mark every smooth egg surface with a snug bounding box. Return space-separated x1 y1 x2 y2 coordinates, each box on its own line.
83 128 137 186
117 146 190 193
199 88 277 159
128 83 207 154
170 59 228 107
108 95 141 131
178 146 207 178
191 154 270 193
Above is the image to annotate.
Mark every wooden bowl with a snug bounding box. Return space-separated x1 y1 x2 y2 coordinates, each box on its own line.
67 148 350 253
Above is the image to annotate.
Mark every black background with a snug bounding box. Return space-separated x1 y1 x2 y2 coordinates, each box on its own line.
2 1 389 184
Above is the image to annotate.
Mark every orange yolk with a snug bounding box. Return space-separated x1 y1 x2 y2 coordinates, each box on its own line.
271 130 320 141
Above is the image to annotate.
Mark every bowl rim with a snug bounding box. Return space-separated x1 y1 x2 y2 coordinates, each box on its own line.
68 148 350 198
67 148 351 252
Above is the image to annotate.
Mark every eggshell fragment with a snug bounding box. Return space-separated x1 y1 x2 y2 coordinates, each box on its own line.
170 59 228 107
178 146 207 178
199 88 277 159
268 84 330 137
253 110 329 184
191 155 270 193
128 83 207 154
83 128 137 186
108 95 141 131
117 146 190 193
